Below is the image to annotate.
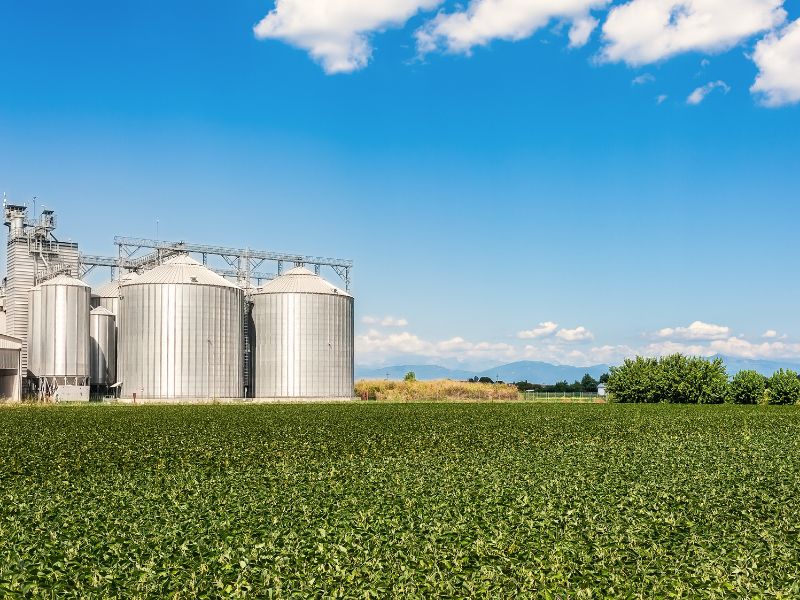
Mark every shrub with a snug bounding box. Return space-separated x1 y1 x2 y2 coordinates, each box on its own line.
606 357 660 403
404 371 416 382
767 369 800 405
607 354 728 404
729 370 766 404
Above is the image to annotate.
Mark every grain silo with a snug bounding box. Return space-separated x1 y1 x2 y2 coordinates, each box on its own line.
250 266 353 399
118 255 244 399
90 307 116 391
37 274 91 397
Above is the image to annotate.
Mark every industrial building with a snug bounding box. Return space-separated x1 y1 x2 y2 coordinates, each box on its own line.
0 201 354 402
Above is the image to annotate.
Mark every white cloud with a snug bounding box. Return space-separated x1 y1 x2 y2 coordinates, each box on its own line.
601 0 786 65
517 321 559 339
686 80 730 104
751 19 800 107
556 326 594 342
254 0 442 74
416 0 609 55
356 329 516 365
632 73 656 85
569 15 600 47
656 93 669 104
762 329 788 339
362 315 409 327
656 320 730 340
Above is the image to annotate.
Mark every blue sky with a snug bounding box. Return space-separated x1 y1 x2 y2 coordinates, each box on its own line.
1 0 799 369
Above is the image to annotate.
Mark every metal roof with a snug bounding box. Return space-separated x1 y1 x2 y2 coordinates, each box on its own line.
91 272 138 298
252 266 351 296
0 334 22 350
40 274 90 288
90 306 115 317
121 254 240 289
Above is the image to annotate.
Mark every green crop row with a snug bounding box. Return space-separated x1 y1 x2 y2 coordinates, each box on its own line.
1 403 799 597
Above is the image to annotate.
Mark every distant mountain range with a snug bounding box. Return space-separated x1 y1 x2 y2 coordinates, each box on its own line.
356 356 800 384
356 361 609 384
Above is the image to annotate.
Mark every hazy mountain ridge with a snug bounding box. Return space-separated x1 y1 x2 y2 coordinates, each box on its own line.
357 356 800 384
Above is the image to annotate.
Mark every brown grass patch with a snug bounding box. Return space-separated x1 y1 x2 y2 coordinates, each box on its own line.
355 379 519 402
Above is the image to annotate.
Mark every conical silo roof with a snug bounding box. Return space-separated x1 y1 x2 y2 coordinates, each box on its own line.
90 306 115 317
40 274 90 288
252 266 350 296
92 272 138 298
122 254 240 288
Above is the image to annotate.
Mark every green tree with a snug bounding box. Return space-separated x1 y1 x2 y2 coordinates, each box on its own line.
767 369 800 405
606 354 728 403
598 373 610 384
729 370 766 404
404 371 416 382
580 374 599 392
606 357 660 403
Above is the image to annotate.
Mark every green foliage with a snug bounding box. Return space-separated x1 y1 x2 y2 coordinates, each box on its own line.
607 354 728 403
404 371 416 382
767 369 800 405
730 370 767 404
606 356 660 403
580 374 598 392
2 404 800 596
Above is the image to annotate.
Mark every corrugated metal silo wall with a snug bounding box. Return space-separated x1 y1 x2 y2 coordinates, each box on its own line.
27 287 42 376
40 283 90 378
90 312 116 386
119 283 243 398
251 293 354 398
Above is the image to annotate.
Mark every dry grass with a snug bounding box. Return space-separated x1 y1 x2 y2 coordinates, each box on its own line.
355 379 520 402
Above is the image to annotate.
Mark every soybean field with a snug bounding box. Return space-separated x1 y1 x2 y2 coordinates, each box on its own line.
1 403 799 597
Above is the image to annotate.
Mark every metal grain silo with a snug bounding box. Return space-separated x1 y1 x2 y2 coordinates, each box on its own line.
118 255 244 399
38 274 91 384
250 267 353 399
90 307 116 388
27 285 42 376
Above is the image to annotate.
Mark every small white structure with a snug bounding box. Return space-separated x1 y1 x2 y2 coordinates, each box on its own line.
597 383 607 397
0 334 22 401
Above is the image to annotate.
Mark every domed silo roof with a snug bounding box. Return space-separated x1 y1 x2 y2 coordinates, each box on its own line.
41 274 90 289
253 266 351 296
124 255 240 288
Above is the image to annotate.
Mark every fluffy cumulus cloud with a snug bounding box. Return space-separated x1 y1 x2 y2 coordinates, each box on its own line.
686 80 730 104
517 321 559 339
362 315 409 327
253 0 442 73
416 0 609 55
601 0 787 65
555 326 594 342
656 320 730 340
751 18 800 106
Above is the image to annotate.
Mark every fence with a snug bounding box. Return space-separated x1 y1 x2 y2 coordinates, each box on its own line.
521 391 605 401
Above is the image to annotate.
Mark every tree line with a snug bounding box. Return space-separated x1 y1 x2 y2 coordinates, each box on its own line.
605 354 800 404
